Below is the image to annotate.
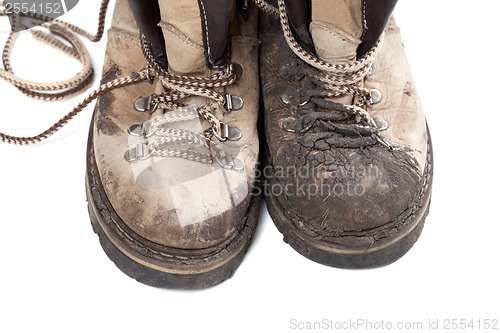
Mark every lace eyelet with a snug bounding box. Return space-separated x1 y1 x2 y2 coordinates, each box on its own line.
222 94 244 112
210 142 244 171
373 118 388 131
212 123 242 142
368 62 376 76
124 142 154 162
280 93 293 105
134 96 159 114
214 152 244 171
370 89 382 105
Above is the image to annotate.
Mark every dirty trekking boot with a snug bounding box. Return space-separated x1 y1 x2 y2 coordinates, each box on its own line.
258 0 433 268
86 0 261 288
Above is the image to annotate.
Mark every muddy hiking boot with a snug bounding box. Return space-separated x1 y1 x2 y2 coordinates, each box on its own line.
257 0 433 268
0 0 432 289
86 0 261 289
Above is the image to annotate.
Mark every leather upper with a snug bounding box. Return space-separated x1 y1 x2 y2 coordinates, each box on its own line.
92 0 260 249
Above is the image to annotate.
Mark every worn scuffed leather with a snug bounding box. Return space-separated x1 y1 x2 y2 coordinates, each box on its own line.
91 0 260 250
260 1 432 253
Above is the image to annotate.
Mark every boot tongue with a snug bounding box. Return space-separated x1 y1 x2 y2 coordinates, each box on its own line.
158 0 207 75
310 0 363 64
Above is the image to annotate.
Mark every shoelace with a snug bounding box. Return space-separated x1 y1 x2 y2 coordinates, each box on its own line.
0 0 145 145
123 36 244 169
0 0 389 149
254 0 393 148
0 0 245 167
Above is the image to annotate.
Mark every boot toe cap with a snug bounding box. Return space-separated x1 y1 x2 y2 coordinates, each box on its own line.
272 143 425 249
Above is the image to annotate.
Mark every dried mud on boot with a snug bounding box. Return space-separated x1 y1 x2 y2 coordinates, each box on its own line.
258 3 433 268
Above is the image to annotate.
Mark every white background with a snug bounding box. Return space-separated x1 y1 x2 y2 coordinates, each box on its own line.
1 1 499 332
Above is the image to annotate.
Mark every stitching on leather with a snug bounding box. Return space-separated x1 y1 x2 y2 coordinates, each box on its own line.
310 22 360 47
109 28 140 46
158 20 204 50
232 36 261 48
199 0 214 66
361 0 367 41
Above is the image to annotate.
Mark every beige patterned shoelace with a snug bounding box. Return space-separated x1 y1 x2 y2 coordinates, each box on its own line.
254 0 394 148
0 0 127 145
0 1 245 168
0 0 390 149
124 36 244 169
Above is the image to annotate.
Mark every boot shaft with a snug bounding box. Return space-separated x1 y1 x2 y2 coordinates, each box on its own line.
128 0 237 74
284 0 398 61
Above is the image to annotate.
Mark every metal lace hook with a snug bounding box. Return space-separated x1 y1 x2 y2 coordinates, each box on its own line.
221 93 244 113
209 141 244 171
134 95 159 114
128 119 156 138
212 123 242 142
124 142 154 162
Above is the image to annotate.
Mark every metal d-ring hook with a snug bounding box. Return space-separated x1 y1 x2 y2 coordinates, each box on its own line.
124 142 154 162
212 123 242 142
210 141 244 171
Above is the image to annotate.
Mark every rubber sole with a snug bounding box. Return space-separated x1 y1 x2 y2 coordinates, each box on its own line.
263 140 433 269
86 128 260 289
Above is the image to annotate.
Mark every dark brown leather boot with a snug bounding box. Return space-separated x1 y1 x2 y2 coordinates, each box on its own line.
86 0 261 289
258 0 433 268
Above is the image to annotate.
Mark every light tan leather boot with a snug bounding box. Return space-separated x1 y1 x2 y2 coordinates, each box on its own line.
86 0 261 289
258 0 433 268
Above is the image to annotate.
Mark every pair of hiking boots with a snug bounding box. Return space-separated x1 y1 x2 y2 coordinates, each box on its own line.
86 0 433 289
